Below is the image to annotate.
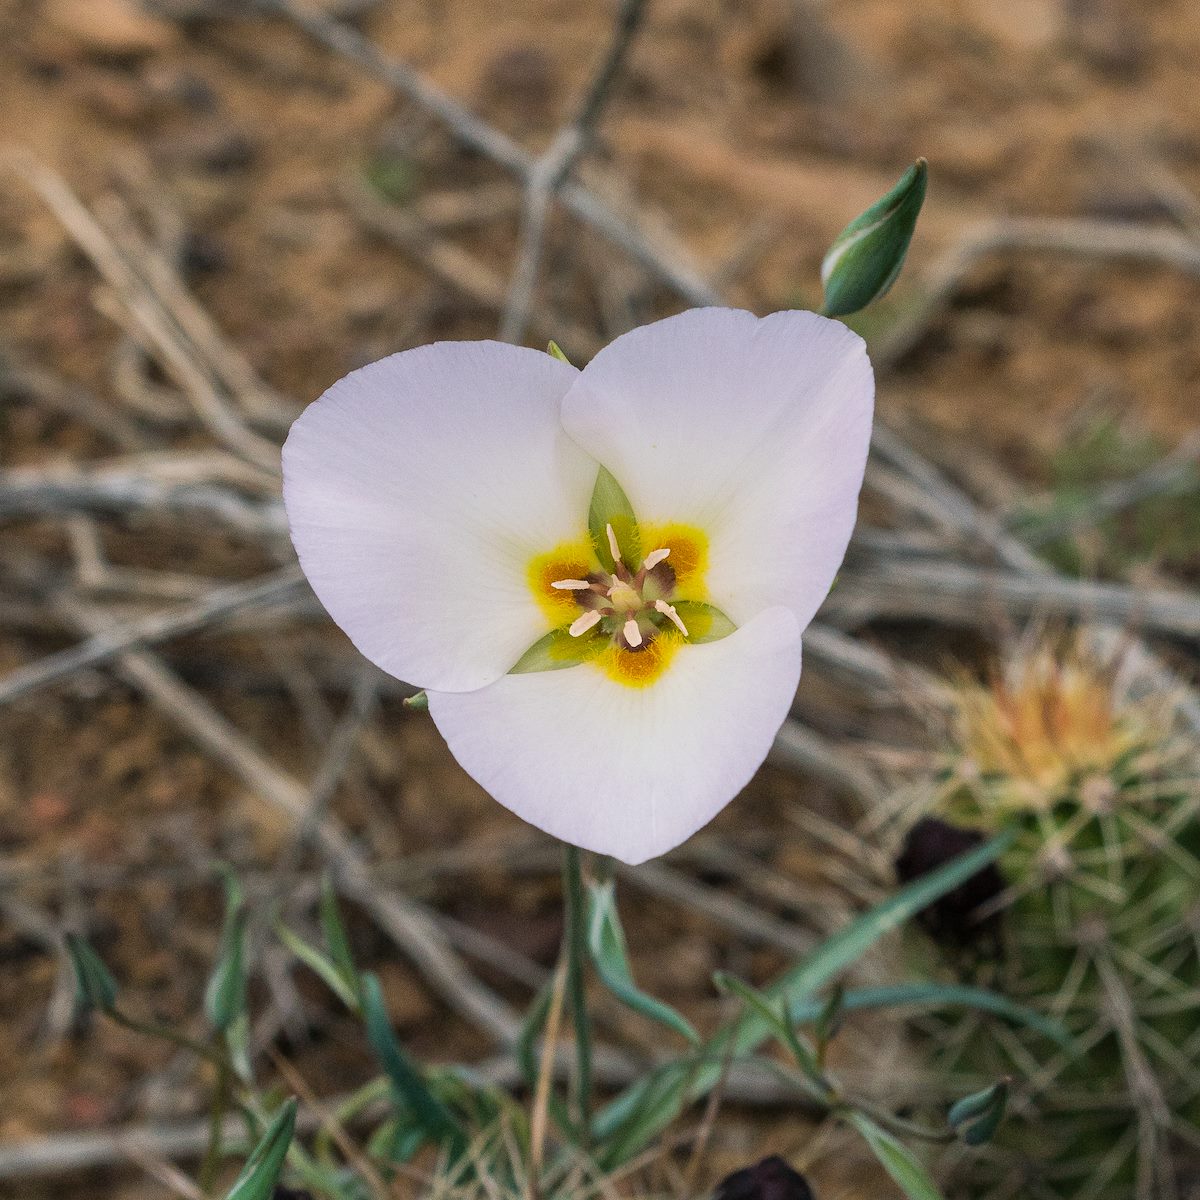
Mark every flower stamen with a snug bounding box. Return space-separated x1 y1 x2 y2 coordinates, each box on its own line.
606 522 623 565
654 598 689 636
569 610 602 638
551 578 592 590
642 547 670 570
623 618 643 648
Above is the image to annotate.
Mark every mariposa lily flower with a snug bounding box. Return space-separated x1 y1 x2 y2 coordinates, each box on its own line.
283 308 873 863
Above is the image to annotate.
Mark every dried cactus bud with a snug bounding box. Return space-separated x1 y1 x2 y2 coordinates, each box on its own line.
895 816 1005 946
714 1154 816 1200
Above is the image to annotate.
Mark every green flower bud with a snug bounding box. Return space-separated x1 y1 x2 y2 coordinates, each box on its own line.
821 158 927 318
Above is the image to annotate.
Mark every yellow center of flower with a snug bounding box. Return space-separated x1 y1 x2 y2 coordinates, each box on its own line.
526 521 711 688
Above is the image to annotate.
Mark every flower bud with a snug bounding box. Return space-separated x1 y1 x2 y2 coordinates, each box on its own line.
821 159 927 317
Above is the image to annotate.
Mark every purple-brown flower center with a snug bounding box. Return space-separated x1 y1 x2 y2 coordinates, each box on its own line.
551 523 689 652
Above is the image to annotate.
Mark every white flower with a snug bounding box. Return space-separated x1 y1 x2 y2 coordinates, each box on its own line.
283 308 874 863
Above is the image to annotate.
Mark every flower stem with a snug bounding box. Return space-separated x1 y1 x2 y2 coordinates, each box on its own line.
562 843 592 1147
198 1051 232 1194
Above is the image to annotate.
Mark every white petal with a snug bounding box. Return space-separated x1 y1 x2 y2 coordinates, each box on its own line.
427 607 802 863
283 342 595 692
560 308 873 630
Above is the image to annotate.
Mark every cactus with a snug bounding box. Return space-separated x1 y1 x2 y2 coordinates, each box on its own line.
898 633 1200 1200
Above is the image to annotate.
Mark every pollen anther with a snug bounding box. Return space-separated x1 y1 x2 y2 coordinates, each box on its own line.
654 599 689 636
606 522 622 564
623 618 643 648
569 610 602 637
642 547 670 570
551 578 592 590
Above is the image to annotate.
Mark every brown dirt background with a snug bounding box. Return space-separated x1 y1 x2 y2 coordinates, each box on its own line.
1 0 1198 1196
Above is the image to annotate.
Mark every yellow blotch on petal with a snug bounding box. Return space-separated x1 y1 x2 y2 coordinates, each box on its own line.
598 632 682 688
638 522 709 598
526 536 597 624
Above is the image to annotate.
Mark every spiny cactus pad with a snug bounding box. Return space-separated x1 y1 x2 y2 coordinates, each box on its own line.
903 635 1200 1200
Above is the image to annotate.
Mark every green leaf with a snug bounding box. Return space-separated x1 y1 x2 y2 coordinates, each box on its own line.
509 627 607 674
821 158 928 318
205 871 248 1033
948 1080 1009 1146
276 923 360 1012
65 933 119 1016
547 340 572 364
223 1097 297 1200
226 1011 254 1084
587 881 699 1045
785 982 1072 1050
319 876 361 1004
588 466 640 571
712 972 814 1073
362 973 467 1157
403 690 429 711
670 600 736 644
847 1111 944 1200
592 828 1016 1165
516 979 555 1090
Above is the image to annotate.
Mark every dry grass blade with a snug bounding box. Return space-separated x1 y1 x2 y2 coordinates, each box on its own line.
1 147 282 473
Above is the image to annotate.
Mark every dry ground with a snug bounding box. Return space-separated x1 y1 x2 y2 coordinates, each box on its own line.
1 0 1199 1196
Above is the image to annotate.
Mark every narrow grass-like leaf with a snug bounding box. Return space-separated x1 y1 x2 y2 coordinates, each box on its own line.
276 923 360 1012
847 1111 944 1200
712 972 814 1072
362 973 467 1157
785 982 1071 1049
65 933 119 1016
593 829 1016 1165
319 875 361 1004
588 881 699 1044
223 1097 297 1200
205 871 248 1033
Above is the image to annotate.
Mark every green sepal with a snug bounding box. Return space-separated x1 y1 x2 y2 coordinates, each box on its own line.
205 869 248 1033
587 880 700 1045
821 158 927 318
509 626 607 674
65 933 119 1016
948 1080 1009 1146
222 1097 297 1200
362 973 467 1157
547 340 572 364
671 600 736 643
403 690 428 711
589 466 640 571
